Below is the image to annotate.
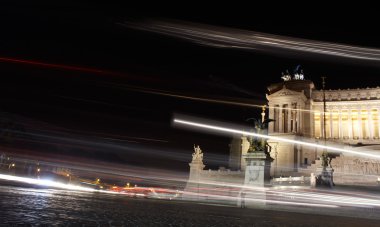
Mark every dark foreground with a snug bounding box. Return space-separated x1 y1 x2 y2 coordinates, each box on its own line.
0 185 378 226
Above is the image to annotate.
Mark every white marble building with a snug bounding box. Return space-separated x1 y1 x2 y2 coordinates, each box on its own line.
186 73 380 193
230 75 380 185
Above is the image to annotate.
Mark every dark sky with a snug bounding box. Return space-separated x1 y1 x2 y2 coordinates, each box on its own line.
0 2 379 174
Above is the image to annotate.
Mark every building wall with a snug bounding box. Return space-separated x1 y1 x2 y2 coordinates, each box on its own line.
299 148 380 186
312 100 380 144
268 136 300 177
266 79 380 183
185 79 380 192
228 136 250 171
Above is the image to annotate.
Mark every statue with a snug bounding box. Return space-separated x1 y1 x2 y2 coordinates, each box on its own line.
321 152 329 168
192 144 203 162
281 72 291 81
246 111 274 162
328 155 333 168
320 152 334 168
299 69 304 80
281 66 305 81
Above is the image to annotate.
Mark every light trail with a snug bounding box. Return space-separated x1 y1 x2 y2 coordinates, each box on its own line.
0 173 96 192
246 198 339 208
115 83 320 114
174 118 380 160
0 57 322 115
124 85 265 108
125 20 380 62
184 182 380 209
0 56 126 76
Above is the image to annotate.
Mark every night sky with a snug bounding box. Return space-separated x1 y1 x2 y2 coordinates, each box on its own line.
1 2 379 175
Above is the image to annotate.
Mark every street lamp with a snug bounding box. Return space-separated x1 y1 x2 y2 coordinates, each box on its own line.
8 163 15 174
66 174 71 183
36 167 41 179
8 163 15 170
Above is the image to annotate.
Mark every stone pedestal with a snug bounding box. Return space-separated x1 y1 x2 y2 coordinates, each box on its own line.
183 145 205 201
314 167 334 187
239 151 271 208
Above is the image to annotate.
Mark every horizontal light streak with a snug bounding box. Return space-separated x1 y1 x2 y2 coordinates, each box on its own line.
0 173 115 193
126 20 380 62
174 118 380 160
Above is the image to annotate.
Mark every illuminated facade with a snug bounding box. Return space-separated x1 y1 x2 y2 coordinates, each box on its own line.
228 76 380 185
186 74 380 194
264 77 380 185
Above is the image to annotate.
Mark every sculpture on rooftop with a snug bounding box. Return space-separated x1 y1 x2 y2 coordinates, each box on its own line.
281 65 305 81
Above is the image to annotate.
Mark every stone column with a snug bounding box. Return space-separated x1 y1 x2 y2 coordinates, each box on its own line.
297 145 302 168
377 107 380 138
279 106 283 133
240 137 250 171
292 110 297 133
297 104 302 133
358 108 363 139
368 107 373 139
268 105 274 133
287 103 292 133
348 109 353 139
320 110 324 138
338 108 342 139
329 110 333 139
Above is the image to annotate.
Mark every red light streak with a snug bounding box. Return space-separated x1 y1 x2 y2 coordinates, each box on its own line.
0 56 124 76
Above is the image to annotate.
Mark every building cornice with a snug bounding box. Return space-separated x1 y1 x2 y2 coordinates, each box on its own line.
267 86 307 102
312 87 380 102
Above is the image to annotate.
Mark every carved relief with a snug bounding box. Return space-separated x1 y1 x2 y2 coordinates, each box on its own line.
351 158 380 175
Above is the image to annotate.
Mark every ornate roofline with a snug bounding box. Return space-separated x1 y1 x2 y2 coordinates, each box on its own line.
267 86 307 102
312 87 380 101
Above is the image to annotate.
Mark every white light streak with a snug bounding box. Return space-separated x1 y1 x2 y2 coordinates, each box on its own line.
124 21 380 62
0 173 101 192
174 118 380 160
